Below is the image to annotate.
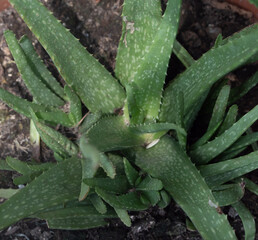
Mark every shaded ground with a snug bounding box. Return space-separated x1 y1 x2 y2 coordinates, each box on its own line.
0 0 257 239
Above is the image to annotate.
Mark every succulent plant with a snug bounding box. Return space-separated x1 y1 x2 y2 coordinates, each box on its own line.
0 0 258 239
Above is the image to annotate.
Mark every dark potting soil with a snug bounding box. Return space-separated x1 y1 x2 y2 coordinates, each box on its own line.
0 0 257 239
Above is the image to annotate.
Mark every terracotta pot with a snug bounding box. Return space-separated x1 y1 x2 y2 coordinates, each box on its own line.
0 0 10 11
226 0 258 19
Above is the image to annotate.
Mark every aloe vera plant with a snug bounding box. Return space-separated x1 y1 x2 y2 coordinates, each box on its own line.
0 0 258 239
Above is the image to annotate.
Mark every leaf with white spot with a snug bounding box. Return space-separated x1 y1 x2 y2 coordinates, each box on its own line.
216 105 238 136
207 85 230 132
126 0 182 122
229 71 258 105
46 217 107 230
0 158 82 230
19 35 65 100
219 132 258 161
123 158 139 186
0 189 20 199
114 208 131 227
199 151 258 188
31 110 78 158
212 184 244 206
232 201 255 240
4 30 64 107
160 24 258 124
95 187 149 211
84 176 129 194
135 136 237 239
190 105 258 164
115 0 162 86
9 0 125 113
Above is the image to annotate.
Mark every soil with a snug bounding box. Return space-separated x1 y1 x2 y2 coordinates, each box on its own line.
0 0 257 239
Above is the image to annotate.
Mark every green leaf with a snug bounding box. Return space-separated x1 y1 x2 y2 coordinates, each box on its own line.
190 105 258 164
99 153 116 179
172 40 195 68
158 190 171 208
115 0 162 86
0 189 19 199
6 157 33 175
79 112 102 134
232 201 256 240
241 178 258 195
9 0 125 113
125 0 182 122
123 158 139 186
207 85 230 132
108 154 124 176
160 24 258 124
136 175 163 191
4 30 64 107
0 88 48 118
0 159 14 171
31 114 78 157
212 184 244 206
199 151 258 188
248 0 258 7
19 35 65 100
46 217 107 230
84 176 129 194
64 85 82 125
35 204 115 220
190 121 222 150
114 208 131 227
216 104 238 136
219 132 258 160
135 136 237 240
141 191 160 206
89 194 107 214
229 71 258 105
95 187 149 211
84 116 149 152
0 158 82 230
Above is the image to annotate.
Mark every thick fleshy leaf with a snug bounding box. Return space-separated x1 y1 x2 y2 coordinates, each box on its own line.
0 189 19 199
219 132 258 160
199 151 258 188
207 85 230 132
4 30 64 107
114 208 131 227
232 202 256 240
135 136 237 240
95 187 149 211
212 184 244 206
47 217 107 230
31 113 78 158
229 70 258 105
0 159 14 171
125 0 182 122
64 85 82 125
115 0 162 86
158 190 171 208
0 158 82 230
160 24 258 124
84 176 129 194
136 175 163 191
9 0 125 113
190 121 222 150
19 35 65 100
123 158 139 186
83 116 151 152
89 194 107 214
216 105 238 136
172 40 195 68
190 105 258 164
